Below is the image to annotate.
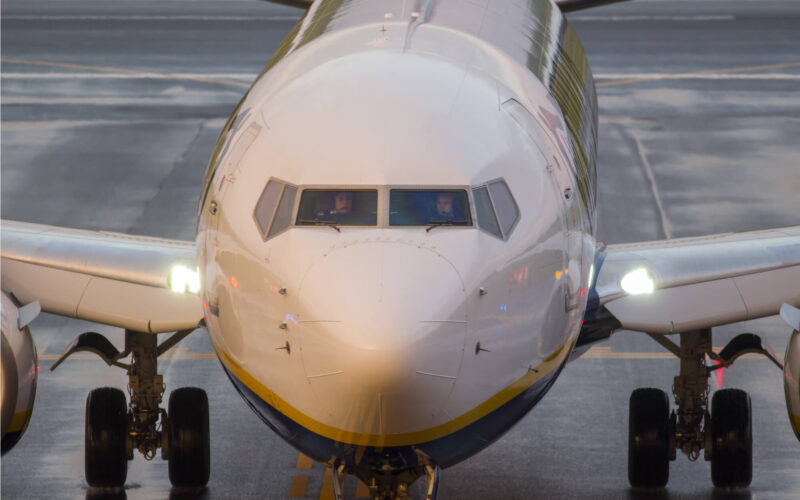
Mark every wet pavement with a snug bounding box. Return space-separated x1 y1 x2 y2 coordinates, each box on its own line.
2 0 799 498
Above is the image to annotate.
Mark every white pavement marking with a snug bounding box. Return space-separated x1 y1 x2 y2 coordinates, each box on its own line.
1 119 228 131
571 15 734 21
632 134 673 239
1 15 301 21
0 94 228 106
596 73 800 81
1 72 258 81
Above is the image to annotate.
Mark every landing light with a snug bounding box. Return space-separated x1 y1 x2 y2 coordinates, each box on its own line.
620 268 655 295
170 265 200 294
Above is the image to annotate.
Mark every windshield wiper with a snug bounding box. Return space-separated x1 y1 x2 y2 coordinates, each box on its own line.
426 219 468 232
298 219 340 232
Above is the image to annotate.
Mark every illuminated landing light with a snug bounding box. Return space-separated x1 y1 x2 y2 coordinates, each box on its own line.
620 268 655 295
170 265 200 294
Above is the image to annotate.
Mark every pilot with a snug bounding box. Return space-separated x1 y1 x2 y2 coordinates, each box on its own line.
431 192 457 221
316 191 355 222
332 191 353 216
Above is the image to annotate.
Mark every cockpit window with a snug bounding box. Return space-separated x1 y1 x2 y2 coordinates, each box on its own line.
472 186 502 238
254 180 283 236
254 179 297 240
268 185 297 238
488 180 519 236
472 179 519 240
389 190 472 226
296 190 378 226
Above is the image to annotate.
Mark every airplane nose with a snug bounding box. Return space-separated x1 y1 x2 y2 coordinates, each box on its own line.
296 241 467 437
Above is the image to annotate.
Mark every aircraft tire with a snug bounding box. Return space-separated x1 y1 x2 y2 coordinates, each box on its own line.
168 387 210 488
710 388 752 488
628 387 670 488
85 387 128 487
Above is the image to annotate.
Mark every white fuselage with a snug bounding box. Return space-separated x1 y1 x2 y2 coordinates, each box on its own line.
197 0 597 471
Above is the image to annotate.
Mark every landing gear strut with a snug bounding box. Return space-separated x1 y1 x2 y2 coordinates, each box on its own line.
53 328 207 488
331 454 440 500
628 328 780 489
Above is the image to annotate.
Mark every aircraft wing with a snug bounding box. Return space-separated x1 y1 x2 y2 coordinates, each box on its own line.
589 225 800 334
0 220 203 334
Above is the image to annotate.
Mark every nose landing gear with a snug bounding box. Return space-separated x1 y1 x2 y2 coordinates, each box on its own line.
628 328 780 489
53 328 208 489
331 458 440 500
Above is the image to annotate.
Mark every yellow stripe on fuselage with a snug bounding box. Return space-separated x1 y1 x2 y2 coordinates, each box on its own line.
790 413 800 435
213 338 573 447
7 409 33 433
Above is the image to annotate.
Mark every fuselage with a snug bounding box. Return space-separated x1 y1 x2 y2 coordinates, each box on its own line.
197 0 598 472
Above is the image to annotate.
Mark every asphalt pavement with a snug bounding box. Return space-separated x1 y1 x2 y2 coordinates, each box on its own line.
2 0 799 498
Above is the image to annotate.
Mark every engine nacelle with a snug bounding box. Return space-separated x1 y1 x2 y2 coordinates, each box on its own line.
781 304 800 442
1 292 39 454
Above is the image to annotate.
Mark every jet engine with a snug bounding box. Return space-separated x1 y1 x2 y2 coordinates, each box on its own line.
781 304 800 442
1 292 39 454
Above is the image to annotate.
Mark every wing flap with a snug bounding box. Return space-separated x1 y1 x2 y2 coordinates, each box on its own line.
1 220 203 333
596 226 800 333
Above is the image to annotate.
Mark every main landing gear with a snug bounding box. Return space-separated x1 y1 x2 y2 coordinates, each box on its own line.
628 329 781 489
53 328 208 489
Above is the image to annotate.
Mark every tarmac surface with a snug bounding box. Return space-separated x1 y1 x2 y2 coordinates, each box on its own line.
2 0 800 498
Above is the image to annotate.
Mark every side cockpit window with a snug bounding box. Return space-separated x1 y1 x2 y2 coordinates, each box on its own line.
269 185 297 237
472 179 519 240
472 186 502 238
254 179 297 240
296 190 378 226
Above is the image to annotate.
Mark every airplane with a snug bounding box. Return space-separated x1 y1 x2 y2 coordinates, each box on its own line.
2 0 799 498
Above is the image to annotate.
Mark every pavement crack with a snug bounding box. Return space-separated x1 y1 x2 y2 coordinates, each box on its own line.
126 121 208 237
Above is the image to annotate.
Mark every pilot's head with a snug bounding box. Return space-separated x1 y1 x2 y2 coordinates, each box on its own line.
334 192 353 214
436 192 455 217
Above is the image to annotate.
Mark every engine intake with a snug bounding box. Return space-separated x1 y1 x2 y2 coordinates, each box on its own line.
1 293 39 454
781 304 800 442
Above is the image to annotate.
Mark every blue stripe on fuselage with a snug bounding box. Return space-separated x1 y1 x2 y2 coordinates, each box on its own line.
220 359 566 470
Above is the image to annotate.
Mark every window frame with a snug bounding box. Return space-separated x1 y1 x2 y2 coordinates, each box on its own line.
472 178 520 241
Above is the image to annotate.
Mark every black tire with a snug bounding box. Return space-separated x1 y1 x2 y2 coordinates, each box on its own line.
85 387 128 487
711 388 752 488
168 387 210 488
628 387 670 488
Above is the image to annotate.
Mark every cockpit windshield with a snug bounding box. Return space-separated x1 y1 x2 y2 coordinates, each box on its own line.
296 189 378 226
389 190 472 226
